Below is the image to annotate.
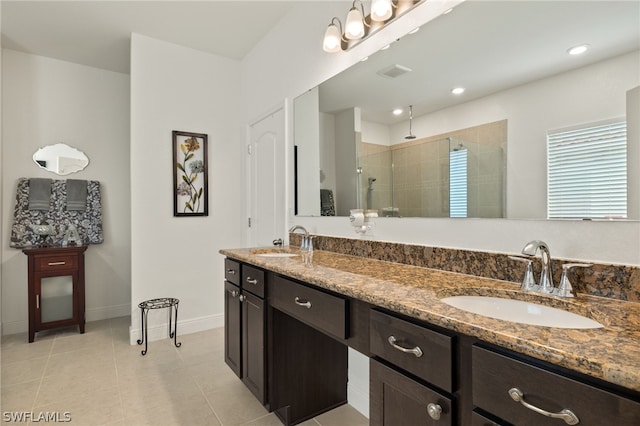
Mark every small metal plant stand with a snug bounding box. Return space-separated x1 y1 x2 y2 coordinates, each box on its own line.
137 297 181 355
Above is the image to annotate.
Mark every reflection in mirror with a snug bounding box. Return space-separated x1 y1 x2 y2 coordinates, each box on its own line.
33 143 89 175
294 0 640 220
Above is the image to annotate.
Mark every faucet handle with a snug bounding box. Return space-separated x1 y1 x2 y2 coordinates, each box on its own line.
509 256 538 291
556 263 592 298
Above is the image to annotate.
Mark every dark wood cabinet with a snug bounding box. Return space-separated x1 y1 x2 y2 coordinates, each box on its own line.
224 280 242 377
472 344 640 426
223 260 267 404
222 257 640 426
242 290 265 404
23 246 88 343
370 358 453 426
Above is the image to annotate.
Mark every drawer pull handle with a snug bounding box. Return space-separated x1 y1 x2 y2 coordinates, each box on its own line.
387 336 423 358
508 388 579 425
47 261 66 266
427 403 442 420
226 269 236 275
36 294 40 309
294 297 312 309
246 277 258 285
239 294 246 302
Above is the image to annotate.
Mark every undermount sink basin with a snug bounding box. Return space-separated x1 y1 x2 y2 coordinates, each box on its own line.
255 252 299 258
441 296 604 329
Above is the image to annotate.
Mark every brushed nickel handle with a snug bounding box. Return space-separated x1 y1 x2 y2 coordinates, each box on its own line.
48 261 66 266
230 290 239 298
387 336 423 358
427 403 442 420
226 269 236 275
508 388 579 425
294 297 312 309
239 294 246 302
36 294 40 309
246 277 258 285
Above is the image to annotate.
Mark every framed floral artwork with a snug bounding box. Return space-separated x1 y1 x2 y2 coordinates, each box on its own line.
172 130 208 216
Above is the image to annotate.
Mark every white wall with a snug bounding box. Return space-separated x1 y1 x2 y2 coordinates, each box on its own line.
294 87 321 216
1 49 131 334
130 34 244 341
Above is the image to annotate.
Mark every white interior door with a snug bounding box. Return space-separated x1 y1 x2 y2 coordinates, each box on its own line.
248 107 285 247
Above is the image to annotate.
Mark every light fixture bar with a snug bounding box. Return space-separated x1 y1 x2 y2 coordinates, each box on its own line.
323 0 423 53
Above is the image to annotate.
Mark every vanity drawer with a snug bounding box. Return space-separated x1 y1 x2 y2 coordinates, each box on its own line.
370 310 453 393
34 254 78 272
241 264 265 298
269 275 347 340
224 258 240 285
472 345 640 426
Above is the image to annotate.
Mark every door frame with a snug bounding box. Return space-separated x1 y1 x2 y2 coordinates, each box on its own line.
245 100 290 247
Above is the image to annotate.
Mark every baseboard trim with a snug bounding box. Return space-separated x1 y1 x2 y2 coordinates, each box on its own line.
128 313 224 345
348 381 370 419
86 303 131 322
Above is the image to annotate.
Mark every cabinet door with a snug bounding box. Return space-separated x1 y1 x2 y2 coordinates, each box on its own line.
370 359 453 426
242 291 266 404
224 281 242 378
35 271 79 329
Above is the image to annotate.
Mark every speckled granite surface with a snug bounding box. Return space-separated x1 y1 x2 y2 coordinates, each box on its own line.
220 246 640 393
290 234 640 302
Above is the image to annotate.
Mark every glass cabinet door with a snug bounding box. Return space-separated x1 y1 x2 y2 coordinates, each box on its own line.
40 275 74 323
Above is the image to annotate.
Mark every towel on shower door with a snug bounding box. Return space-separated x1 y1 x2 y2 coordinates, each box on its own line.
28 178 52 210
66 179 88 211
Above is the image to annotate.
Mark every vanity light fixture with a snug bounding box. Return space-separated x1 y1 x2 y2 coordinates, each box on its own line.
567 44 589 55
451 87 466 95
345 1 368 40
323 0 422 53
371 0 393 22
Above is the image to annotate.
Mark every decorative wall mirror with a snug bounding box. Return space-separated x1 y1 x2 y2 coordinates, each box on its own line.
293 0 640 220
33 143 89 175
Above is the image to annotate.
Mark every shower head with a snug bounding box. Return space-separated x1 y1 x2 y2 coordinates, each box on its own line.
405 105 416 140
368 177 377 183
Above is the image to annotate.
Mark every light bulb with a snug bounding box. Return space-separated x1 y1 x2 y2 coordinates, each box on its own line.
371 0 393 22
345 7 365 40
323 22 342 52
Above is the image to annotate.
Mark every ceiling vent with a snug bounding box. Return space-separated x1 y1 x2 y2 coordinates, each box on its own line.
377 64 412 78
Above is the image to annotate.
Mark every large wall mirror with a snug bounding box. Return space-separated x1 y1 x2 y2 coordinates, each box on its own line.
293 0 640 220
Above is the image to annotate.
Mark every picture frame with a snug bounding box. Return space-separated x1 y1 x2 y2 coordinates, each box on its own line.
172 130 208 217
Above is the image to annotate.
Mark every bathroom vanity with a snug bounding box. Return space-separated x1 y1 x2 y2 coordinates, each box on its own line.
220 247 640 425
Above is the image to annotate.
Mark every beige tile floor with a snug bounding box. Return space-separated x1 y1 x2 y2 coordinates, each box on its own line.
1 317 369 426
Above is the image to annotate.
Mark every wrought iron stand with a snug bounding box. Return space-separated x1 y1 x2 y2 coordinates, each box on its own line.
137 297 181 355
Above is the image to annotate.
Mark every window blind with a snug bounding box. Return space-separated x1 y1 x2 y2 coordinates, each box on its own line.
450 149 468 218
547 121 627 219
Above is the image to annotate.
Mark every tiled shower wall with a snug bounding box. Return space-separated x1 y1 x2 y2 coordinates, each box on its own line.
359 119 507 218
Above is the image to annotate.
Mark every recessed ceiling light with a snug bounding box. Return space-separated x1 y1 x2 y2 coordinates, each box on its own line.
442 8 453 15
360 56 369 62
408 27 420 35
568 44 589 55
393 108 403 115
380 44 391 51
451 87 465 95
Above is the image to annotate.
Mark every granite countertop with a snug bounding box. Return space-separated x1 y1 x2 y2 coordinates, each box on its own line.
219 247 640 392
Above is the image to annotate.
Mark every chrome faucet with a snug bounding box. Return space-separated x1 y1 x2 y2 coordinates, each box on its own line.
521 240 554 294
289 225 313 265
288 225 309 237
